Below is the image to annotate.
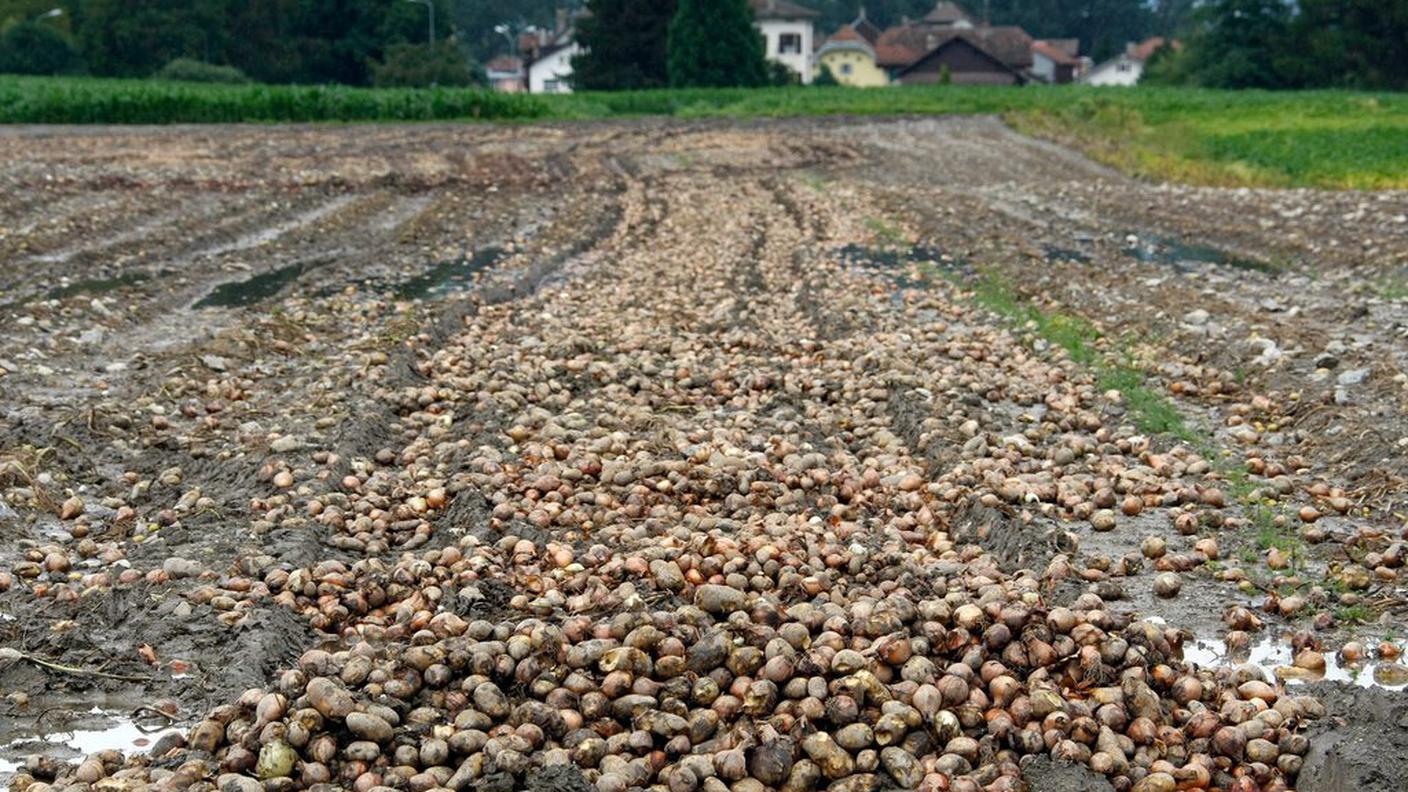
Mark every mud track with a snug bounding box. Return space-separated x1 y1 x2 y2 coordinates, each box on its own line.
1 117 1406 791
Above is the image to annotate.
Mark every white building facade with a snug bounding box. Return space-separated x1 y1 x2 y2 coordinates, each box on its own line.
528 42 579 94
751 0 818 84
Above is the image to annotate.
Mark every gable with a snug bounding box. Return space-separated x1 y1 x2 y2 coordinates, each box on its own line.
898 36 1022 79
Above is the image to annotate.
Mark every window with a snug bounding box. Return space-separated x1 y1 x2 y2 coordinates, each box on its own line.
779 33 802 54
840 63 853 75
545 79 563 92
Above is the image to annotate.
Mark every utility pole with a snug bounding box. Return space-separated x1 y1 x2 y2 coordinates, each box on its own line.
405 0 434 46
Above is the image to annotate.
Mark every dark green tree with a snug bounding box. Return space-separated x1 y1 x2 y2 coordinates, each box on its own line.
1163 0 1295 88
983 0 1155 62
571 0 676 90
0 19 80 74
370 40 477 86
813 62 839 85
75 0 229 76
1294 0 1408 89
667 0 767 87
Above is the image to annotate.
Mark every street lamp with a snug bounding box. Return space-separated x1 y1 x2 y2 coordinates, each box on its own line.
493 23 516 56
404 0 434 46
35 8 63 20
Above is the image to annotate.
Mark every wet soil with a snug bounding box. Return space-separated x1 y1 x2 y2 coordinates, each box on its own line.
1 116 1405 784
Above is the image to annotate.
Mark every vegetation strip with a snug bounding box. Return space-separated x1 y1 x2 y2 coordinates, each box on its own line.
2 78 1405 189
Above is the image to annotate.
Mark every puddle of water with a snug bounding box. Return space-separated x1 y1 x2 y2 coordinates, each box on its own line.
1123 233 1275 275
1182 634 1408 691
395 246 507 300
0 707 182 776
838 243 963 293
1042 244 1091 264
44 272 150 302
194 256 329 309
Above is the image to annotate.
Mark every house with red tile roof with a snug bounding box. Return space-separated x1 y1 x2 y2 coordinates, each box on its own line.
1085 36 1178 86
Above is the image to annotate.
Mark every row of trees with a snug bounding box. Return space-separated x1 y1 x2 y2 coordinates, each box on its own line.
572 0 781 90
0 0 481 85
1146 0 1408 90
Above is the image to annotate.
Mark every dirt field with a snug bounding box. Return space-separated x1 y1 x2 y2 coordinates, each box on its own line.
1 117 1406 792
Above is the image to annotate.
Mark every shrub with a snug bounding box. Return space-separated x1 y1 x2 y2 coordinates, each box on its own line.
153 58 251 84
0 21 80 76
370 42 476 88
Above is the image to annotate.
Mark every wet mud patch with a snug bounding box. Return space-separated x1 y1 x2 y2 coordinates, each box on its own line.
524 764 595 792
1122 232 1277 275
394 245 507 300
1020 755 1115 792
0 585 317 718
948 502 1062 574
193 253 337 309
1297 682 1408 792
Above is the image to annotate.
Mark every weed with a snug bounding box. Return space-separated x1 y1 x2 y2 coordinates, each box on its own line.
1336 604 1375 624
862 217 906 248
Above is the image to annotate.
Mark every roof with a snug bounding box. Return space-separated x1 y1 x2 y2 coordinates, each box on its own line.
485 55 523 73
897 34 1026 81
852 12 882 44
1042 38 1080 58
922 2 973 25
1129 36 1177 62
818 26 877 58
1031 40 1080 66
876 24 1032 69
875 26 933 67
749 0 820 20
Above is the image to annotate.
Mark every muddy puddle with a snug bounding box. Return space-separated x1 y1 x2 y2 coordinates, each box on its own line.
1122 232 1276 275
193 256 332 308
838 243 965 294
1180 631 1408 690
1042 243 1092 264
394 246 508 300
0 704 183 779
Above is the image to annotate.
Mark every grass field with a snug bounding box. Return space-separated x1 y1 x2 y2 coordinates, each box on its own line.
2 75 1404 189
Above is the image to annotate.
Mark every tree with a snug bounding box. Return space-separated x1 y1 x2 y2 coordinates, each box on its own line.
572 0 676 90
0 20 80 74
814 62 839 85
667 0 767 87
1294 0 1408 90
984 0 1155 63
75 0 229 77
369 40 477 86
1161 0 1294 88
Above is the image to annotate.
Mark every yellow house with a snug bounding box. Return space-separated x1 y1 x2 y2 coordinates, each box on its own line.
815 17 890 87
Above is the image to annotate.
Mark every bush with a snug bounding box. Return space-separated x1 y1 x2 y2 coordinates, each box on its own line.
370 42 476 88
814 64 839 87
0 21 80 76
154 58 251 84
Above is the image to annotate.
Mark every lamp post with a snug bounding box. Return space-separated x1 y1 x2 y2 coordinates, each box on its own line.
35 7 63 21
493 23 515 56
405 0 434 46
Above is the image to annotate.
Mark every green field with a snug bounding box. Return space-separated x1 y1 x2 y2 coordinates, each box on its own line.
2 76 1404 189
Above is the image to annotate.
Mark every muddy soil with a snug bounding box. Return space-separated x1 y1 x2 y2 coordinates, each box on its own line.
1 116 1406 789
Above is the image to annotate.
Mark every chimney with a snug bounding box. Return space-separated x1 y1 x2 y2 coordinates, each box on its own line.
555 7 569 35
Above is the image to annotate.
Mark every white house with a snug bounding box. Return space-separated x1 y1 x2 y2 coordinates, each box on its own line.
527 40 579 94
1085 36 1171 86
749 0 819 84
